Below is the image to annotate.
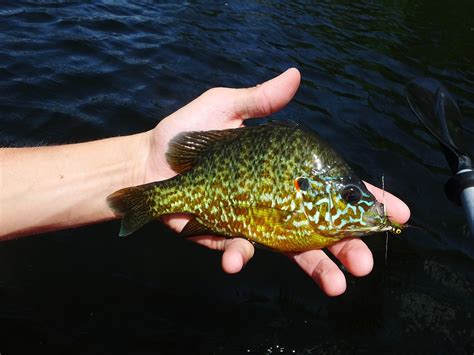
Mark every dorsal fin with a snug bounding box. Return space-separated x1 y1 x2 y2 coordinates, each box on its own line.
267 119 301 129
165 128 243 173
165 122 303 173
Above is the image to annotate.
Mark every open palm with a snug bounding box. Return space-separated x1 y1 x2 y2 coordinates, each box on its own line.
144 68 410 296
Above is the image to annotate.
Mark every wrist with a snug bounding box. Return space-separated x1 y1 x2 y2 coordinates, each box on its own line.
143 122 176 184
0 131 155 239
123 130 154 187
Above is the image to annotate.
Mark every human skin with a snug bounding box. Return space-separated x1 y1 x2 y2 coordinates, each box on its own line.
0 68 410 296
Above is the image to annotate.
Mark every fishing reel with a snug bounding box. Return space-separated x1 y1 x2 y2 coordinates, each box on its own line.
406 77 474 235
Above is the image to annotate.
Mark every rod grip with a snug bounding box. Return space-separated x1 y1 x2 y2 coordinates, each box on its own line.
445 170 474 205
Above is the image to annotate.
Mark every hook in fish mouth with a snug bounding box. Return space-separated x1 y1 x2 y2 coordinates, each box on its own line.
374 201 407 234
375 201 385 217
365 201 387 221
361 201 404 233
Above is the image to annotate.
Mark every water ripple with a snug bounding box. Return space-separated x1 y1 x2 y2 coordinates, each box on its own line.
0 1 473 352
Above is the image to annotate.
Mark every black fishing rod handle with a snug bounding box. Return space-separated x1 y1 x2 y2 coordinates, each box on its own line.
445 169 474 205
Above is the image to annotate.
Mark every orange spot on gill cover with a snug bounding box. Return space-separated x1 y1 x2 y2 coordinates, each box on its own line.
294 179 300 192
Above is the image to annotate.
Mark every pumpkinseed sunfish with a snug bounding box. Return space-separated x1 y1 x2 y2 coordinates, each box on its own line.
107 122 402 252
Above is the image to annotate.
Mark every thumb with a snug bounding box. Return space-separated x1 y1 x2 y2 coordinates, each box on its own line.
233 68 301 120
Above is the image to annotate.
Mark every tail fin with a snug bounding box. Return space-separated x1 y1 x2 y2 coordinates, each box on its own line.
107 185 154 237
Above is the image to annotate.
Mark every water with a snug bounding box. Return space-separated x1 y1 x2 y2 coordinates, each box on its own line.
0 1 473 353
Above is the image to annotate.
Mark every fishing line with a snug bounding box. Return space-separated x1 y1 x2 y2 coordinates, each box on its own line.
382 174 389 265
327 183 334 229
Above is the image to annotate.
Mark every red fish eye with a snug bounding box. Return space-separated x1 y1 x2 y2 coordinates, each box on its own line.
341 185 362 204
295 177 310 191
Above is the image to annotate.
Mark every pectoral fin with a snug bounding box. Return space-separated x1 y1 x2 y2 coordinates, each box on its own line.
247 205 294 226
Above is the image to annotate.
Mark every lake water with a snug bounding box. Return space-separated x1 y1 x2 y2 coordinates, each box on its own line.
0 1 473 354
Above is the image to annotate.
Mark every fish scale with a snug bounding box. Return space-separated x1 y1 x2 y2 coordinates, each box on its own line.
107 122 403 252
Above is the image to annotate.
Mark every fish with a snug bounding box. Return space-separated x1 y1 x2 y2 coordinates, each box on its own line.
107 122 403 252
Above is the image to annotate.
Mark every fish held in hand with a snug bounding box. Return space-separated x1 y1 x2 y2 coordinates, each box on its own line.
107 122 402 252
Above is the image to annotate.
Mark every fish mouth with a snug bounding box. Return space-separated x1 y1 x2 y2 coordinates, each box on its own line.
362 201 389 229
375 201 385 217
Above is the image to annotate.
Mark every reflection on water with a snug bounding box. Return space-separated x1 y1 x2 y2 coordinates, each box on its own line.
0 1 473 353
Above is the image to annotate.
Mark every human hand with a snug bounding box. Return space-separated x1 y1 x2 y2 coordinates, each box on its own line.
143 68 411 296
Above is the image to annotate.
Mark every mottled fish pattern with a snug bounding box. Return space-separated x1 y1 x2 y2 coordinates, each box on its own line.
107 122 402 252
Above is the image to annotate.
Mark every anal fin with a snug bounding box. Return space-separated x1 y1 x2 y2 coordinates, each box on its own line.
250 240 279 253
179 218 216 238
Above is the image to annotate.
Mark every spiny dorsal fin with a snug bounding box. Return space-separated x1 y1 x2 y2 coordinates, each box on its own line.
166 129 243 173
267 119 301 129
165 122 303 173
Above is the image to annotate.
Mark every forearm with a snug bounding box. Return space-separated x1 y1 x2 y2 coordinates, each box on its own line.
0 132 152 240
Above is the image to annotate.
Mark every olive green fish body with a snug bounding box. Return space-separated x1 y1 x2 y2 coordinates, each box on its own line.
108 123 400 252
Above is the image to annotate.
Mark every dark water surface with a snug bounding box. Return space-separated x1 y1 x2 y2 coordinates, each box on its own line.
1 1 473 354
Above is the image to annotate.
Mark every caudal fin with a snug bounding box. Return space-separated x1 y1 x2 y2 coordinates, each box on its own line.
107 185 154 237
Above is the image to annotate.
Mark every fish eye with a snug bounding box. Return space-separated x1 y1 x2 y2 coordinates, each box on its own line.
394 228 402 235
295 177 310 191
341 184 362 204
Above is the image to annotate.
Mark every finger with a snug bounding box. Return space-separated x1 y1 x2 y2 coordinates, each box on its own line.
161 212 255 273
187 234 255 274
160 213 192 234
222 238 255 274
188 235 227 250
327 238 373 277
364 182 411 224
233 67 301 119
289 250 347 296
